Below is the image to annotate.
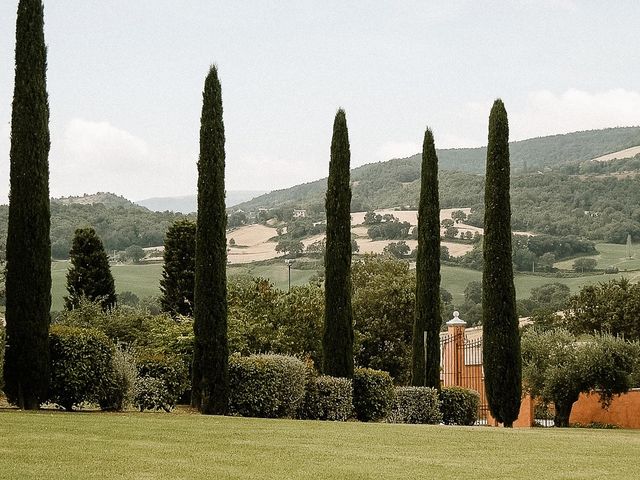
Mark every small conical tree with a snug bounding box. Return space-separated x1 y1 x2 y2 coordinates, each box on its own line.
4 0 51 410
65 227 116 311
160 219 196 317
411 128 441 387
322 108 354 378
482 99 522 427
192 65 228 414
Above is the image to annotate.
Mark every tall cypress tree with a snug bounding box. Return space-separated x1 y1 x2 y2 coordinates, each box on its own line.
322 109 354 378
192 65 228 414
411 128 441 387
65 227 116 311
160 219 196 317
482 99 521 427
3 0 51 410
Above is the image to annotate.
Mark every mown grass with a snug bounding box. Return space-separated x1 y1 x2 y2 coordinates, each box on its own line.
555 242 640 271
1 410 639 479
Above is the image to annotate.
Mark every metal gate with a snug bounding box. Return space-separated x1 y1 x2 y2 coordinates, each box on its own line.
440 332 489 423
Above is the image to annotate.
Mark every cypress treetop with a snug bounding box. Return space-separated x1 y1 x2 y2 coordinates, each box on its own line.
322 108 354 378
4 0 52 410
160 219 196 317
482 99 521 427
411 127 441 388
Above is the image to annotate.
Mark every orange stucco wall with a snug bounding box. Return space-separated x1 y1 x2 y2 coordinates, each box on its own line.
570 389 640 428
486 394 535 428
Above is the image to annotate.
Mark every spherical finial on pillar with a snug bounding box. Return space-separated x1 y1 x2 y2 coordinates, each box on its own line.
447 311 467 327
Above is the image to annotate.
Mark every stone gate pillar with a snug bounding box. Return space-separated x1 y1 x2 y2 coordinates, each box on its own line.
447 311 466 386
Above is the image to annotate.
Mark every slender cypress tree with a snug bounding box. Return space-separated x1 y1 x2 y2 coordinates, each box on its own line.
411 128 441 387
322 109 354 378
3 0 51 410
192 65 228 414
160 219 196 317
482 99 521 427
65 227 116 311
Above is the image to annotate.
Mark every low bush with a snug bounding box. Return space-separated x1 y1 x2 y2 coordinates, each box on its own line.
48 325 115 411
439 387 479 425
229 354 307 418
388 387 442 424
99 347 137 411
134 353 189 412
352 368 395 422
304 375 353 421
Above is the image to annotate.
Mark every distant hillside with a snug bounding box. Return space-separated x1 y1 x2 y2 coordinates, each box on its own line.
136 190 267 213
54 192 143 209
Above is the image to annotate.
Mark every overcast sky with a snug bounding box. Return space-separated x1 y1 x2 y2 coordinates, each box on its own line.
1 0 640 203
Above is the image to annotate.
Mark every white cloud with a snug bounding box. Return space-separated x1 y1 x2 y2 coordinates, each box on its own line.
510 89 640 141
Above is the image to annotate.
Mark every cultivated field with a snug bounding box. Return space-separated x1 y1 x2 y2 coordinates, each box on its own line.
1 411 639 479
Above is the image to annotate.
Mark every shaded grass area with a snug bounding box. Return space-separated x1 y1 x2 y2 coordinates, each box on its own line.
1 410 639 479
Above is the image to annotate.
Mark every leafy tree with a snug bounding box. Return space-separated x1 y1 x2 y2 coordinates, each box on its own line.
363 211 382 225
117 291 140 307
65 227 117 311
451 210 467 224
522 328 638 427
383 241 410 259
193 65 228 414
482 99 521 427
275 238 304 257
444 226 459 239
464 281 483 305
441 219 454 229
125 245 145 263
4 0 52 409
529 283 570 312
323 109 354 378
537 252 556 272
411 128 441 388
160 219 196 317
573 257 597 272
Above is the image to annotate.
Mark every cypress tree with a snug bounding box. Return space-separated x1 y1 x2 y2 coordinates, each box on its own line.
160 219 196 317
411 128 441 387
3 0 51 410
482 99 521 427
192 65 228 414
65 227 116 311
322 109 354 378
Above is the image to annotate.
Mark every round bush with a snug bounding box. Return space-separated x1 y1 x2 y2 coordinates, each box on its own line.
229 354 307 418
99 347 137 411
48 325 115 410
388 386 442 424
304 375 353 421
352 368 395 422
439 386 480 425
134 353 189 412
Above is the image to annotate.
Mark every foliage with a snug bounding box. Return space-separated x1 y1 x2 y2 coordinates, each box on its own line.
303 375 353 421
65 227 117 311
368 217 412 240
117 291 140 307
529 283 571 312
439 387 480 425
228 354 307 418
383 241 410 258
99 346 137 411
124 245 145 263
4 0 52 410
412 128 441 388
482 99 521 427
563 278 640 340
135 353 189 412
387 386 442 424
48 325 115 411
573 257 597 272
352 367 395 422
323 109 354 378
521 328 638 427
0 323 5 393
275 238 304 257
352 255 415 384
160 219 196 317
193 65 229 414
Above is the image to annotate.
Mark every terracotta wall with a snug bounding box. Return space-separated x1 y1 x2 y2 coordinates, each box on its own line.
570 389 640 429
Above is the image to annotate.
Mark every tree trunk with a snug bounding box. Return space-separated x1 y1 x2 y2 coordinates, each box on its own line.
554 400 575 428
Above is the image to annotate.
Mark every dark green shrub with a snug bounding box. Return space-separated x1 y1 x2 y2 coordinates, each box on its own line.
388 386 442 424
439 387 480 425
99 347 137 411
48 325 115 411
229 354 307 418
352 368 395 422
134 353 189 412
0 322 5 393
304 375 353 421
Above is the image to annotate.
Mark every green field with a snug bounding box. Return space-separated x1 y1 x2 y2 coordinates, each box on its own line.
555 242 640 271
1 411 639 479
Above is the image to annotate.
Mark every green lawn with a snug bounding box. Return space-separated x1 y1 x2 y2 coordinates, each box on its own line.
1 411 639 479
555 242 640 271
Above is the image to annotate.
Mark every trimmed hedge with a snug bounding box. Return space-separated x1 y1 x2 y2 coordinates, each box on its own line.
304 375 353 421
352 368 395 422
48 325 115 410
229 354 307 418
439 386 480 425
134 353 189 412
388 386 442 424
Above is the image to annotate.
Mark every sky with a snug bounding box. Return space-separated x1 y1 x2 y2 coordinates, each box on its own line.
1 0 640 203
